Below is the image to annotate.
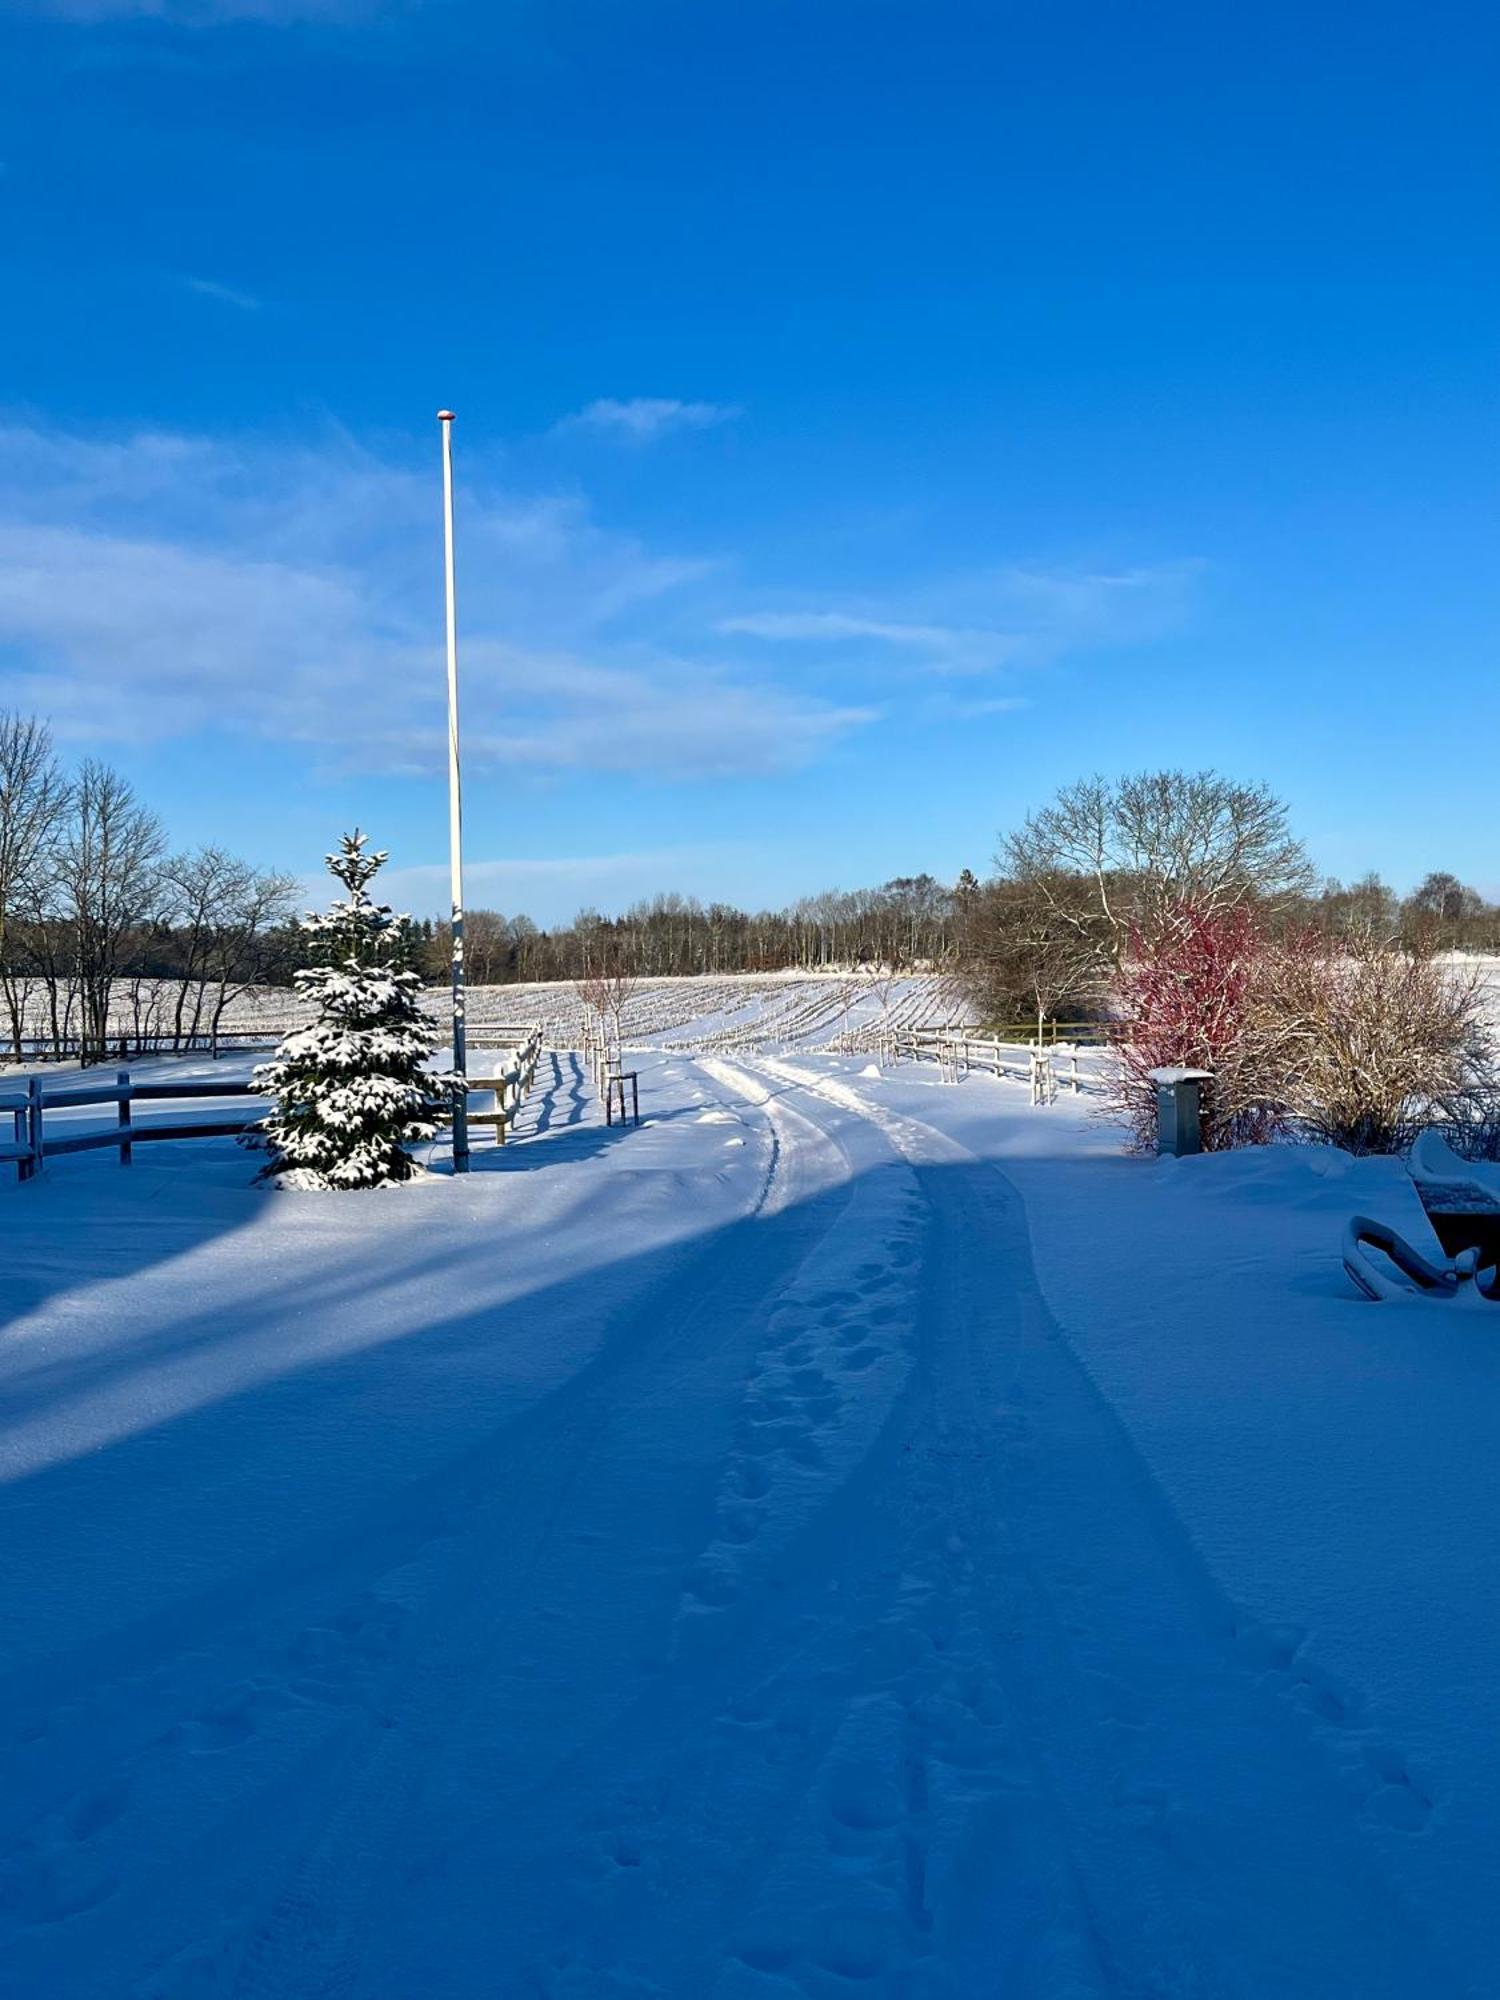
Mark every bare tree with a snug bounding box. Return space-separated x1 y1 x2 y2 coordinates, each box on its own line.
952 868 982 955
161 846 298 1050
1401 870 1490 953
572 971 608 1060
464 910 511 985
428 909 510 986
1313 872 1402 940
1005 769 1313 963
964 875 1105 1039
208 866 300 1049
163 846 247 1046
508 913 541 981
864 962 902 1061
1407 871 1482 924
57 760 166 1061
600 963 639 1057
0 711 69 1058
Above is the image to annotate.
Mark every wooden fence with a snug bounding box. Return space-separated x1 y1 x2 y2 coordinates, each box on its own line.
5 1028 295 1065
897 1028 1107 1102
913 1021 1109 1049
1 1071 261 1180
462 1029 545 1145
2 1030 548 1181
4 1017 555 1067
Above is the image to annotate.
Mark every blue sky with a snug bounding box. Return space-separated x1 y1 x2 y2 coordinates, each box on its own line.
1 0 1496 921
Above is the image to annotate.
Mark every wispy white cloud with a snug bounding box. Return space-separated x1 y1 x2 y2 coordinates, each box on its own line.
377 844 755 917
0 421 871 781
181 274 262 311
920 693 1033 721
0 417 1197 799
721 560 1202 681
557 397 743 443
981 561 1203 645
26 0 381 21
720 611 1022 676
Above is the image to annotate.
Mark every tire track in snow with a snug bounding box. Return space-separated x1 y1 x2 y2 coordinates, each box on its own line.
1 1060 797 1999
450 1060 982 1998
685 1059 1115 1996
527 1060 1126 1997
238 1052 1456 1996
222 1061 867 2000
674 1064 927 1617
20 1053 1457 1997
716 1055 1460 1997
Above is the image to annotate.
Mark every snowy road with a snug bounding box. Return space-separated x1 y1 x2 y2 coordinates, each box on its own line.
0 1054 1483 1995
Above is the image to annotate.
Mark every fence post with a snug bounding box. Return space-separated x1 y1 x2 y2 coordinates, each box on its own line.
1028 1047 1058 1106
27 1074 42 1178
118 1068 133 1167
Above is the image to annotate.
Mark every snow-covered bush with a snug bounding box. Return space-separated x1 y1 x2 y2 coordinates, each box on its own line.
1264 933 1495 1155
1112 909 1497 1156
245 832 458 1189
1109 902 1287 1151
1431 1092 1500 1164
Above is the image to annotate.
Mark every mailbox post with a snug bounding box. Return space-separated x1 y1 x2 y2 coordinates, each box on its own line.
1148 1066 1213 1158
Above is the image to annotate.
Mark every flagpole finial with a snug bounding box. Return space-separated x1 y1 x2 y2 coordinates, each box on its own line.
437 409 456 422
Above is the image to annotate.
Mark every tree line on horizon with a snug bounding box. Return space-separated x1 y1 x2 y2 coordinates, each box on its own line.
4 705 1499 1058
410 860 1500 998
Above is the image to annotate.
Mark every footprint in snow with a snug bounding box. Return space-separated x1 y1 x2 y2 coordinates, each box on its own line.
62 1777 131 1844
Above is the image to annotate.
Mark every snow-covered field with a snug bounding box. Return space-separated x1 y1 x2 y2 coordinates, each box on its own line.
19 952 1500 1064
3 1051 1499 1994
6 970 974 1059
475 969 972 1051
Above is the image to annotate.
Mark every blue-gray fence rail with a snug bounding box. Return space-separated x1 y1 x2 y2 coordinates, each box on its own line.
1 1072 262 1180
6 1021 549 1066
2 1030 547 1182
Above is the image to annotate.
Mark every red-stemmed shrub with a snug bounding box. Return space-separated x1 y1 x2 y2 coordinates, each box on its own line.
1111 905 1498 1155
1110 901 1287 1151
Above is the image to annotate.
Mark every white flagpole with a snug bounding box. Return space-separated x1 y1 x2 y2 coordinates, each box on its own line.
438 409 469 1173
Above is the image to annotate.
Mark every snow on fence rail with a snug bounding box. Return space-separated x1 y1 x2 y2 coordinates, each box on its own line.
897 1027 1112 1103
1 1010 568 1068
1 1028 548 1181
5 1027 298 1064
0 1071 263 1179
462 1028 545 1145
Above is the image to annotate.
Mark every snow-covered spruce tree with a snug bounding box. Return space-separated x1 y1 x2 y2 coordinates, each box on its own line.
246 832 457 1189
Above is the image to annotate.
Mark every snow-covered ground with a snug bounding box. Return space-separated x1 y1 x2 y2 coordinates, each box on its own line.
4 969 975 1060
17 951 1500 1066
3 1051 1497 1995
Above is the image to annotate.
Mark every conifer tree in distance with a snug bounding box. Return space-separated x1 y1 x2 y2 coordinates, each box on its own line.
247 832 457 1189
